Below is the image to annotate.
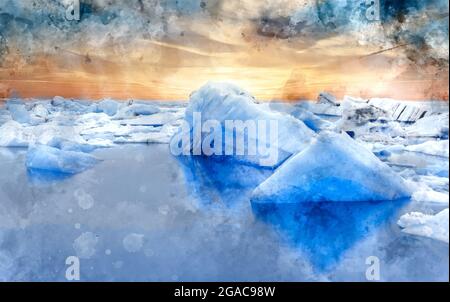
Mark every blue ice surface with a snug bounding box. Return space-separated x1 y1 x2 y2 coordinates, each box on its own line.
252 132 412 204
176 151 410 271
251 199 409 271
176 155 274 207
26 145 101 174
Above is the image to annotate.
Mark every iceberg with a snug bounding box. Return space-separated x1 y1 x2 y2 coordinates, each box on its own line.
96 99 120 116
113 103 160 119
412 189 449 207
0 120 30 147
336 97 388 131
252 131 411 203
51 96 93 113
398 209 449 243
26 145 101 174
5 101 44 125
175 82 316 167
405 140 449 157
317 92 339 106
405 113 449 139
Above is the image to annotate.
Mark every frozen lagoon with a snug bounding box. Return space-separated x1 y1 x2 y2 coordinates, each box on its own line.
0 89 449 281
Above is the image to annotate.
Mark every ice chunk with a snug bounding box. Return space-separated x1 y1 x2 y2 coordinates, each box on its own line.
176 82 315 167
406 140 449 158
264 103 334 132
97 99 120 116
26 145 100 174
114 124 177 144
317 92 339 106
398 209 449 243
120 112 180 126
6 102 32 124
405 113 449 138
337 97 388 130
31 103 50 119
368 99 448 122
0 120 30 147
252 131 411 203
51 96 91 113
412 189 449 207
113 103 160 119
297 101 342 117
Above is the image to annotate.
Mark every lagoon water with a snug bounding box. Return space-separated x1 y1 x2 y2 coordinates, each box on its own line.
0 144 448 281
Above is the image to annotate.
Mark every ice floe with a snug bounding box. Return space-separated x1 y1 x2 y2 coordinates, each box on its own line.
26 145 101 174
405 113 449 139
398 209 449 243
176 82 316 167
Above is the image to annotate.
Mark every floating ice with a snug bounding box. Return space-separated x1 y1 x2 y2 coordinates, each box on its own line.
368 99 448 122
336 97 388 133
0 121 29 147
96 99 120 116
405 113 449 139
6 102 35 124
406 140 449 158
26 145 101 174
412 189 449 207
398 209 449 243
317 92 339 106
177 82 315 167
252 131 411 203
264 103 334 132
113 103 160 119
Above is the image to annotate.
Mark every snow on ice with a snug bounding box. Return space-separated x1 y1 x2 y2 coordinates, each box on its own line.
398 209 449 243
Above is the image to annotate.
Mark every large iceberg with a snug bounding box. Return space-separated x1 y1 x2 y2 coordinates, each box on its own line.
405 113 449 139
26 145 101 174
0 121 30 147
252 131 412 203
172 82 316 167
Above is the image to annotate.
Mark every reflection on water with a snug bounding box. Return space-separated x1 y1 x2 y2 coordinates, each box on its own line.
251 200 408 270
177 157 410 271
176 156 273 207
27 169 72 186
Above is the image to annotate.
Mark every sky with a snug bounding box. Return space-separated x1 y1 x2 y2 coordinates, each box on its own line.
0 0 448 101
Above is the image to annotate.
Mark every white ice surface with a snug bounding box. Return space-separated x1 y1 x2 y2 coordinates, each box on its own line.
398 209 449 243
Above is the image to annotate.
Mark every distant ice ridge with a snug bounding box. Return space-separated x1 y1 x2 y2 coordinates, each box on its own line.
26 145 101 174
170 82 411 202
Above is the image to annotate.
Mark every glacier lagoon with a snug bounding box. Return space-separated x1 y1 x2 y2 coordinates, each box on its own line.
0 85 449 281
0 130 448 281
